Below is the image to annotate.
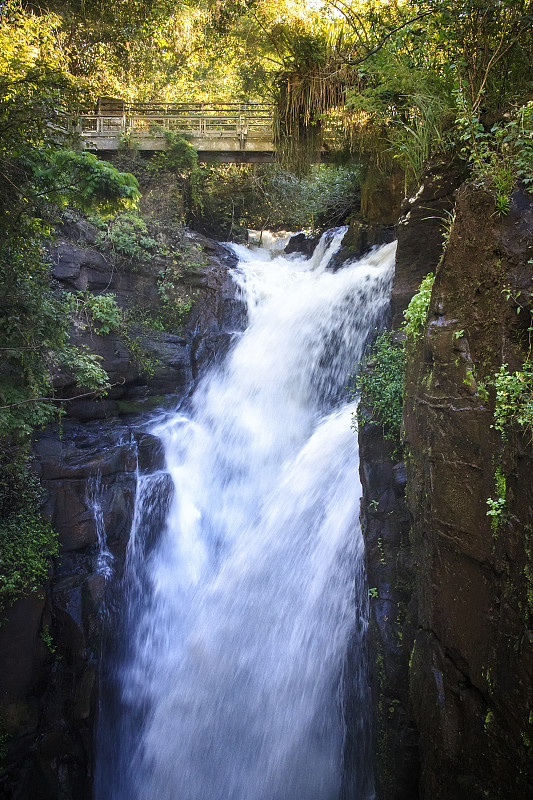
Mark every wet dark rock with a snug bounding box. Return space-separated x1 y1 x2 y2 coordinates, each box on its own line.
392 163 466 327
361 166 405 226
133 471 174 557
0 593 46 712
51 244 111 291
2 213 246 798
361 179 533 800
392 463 407 494
358 417 419 800
402 183 533 799
135 431 166 473
56 216 99 246
337 221 396 264
49 225 244 413
284 232 320 257
1 416 148 797
357 163 466 800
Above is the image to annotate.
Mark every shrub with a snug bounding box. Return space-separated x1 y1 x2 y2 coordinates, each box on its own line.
354 330 405 446
457 100 533 214
190 162 361 236
157 265 194 330
66 291 122 336
0 452 58 608
487 363 533 439
403 273 435 343
148 130 198 175
96 212 158 262
352 274 436 453
59 346 110 392
486 465 507 534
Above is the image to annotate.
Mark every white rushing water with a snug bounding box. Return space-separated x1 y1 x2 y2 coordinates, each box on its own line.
96 231 396 800
87 476 114 581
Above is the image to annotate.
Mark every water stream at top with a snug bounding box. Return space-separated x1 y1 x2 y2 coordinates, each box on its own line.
95 231 396 800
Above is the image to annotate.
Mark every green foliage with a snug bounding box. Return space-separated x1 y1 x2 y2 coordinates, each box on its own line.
270 1 533 182
76 223 200 366
352 274 438 454
0 239 114 439
40 624 60 658
4 0 533 189
403 273 435 343
81 294 121 336
456 100 533 213
486 465 507 534
96 212 158 262
484 709 495 730
488 363 533 439
0 229 68 438
149 130 199 175
126 308 166 332
119 330 159 378
66 292 122 335
192 163 361 237
354 330 405 446
0 3 142 446
0 452 58 607
346 50 456 181
59 346 110 392
45 150 141 215
481 359 533 537
157 266 194 330
92 214 198 333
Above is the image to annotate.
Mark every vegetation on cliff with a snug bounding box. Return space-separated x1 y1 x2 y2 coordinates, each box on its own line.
1 0 533 622
354 330 404 446
354 271 434 447
0 3 140 605
1 3 533 799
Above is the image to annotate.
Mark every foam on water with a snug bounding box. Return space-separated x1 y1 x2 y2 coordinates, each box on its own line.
95 231 396 800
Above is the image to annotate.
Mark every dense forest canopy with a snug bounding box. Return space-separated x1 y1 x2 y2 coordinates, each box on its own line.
3 1 533 164
1 0 533 413
1 0 533 600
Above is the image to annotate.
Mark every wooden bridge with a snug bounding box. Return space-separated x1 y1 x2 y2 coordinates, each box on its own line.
75 98 276 162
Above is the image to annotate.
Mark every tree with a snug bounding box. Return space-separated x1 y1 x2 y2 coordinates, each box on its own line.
0 2 141 441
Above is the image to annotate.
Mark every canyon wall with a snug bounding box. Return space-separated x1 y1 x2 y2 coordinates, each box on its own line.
404 182 533 799
0 219 245 799
360 175 533 799
3 168 533 800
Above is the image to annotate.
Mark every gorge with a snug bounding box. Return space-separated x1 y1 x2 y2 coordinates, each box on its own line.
2 2 533 798
2 170 532 800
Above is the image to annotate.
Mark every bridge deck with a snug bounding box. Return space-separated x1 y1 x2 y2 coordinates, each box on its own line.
75 102 276 161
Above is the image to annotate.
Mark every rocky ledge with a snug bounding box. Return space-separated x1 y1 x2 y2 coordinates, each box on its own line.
0 220 246 800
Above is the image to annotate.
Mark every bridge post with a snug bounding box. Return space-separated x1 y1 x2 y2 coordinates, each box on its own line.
238 115 248 150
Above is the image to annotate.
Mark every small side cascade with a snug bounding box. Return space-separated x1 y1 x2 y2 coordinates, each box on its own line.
87 476 114 581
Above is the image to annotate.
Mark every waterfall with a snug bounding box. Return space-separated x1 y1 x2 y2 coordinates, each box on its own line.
87 476 114 581
95 231 396 800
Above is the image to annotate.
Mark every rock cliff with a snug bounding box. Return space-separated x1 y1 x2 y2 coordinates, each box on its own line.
404 183 533 799
0 217 245 799
360 175 533 799
358 165 461 800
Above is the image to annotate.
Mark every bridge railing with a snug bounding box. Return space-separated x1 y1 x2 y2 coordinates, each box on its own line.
76 104 274 142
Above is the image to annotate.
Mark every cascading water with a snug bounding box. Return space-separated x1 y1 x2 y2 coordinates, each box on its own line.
95 231 396 800
87 476 114 581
